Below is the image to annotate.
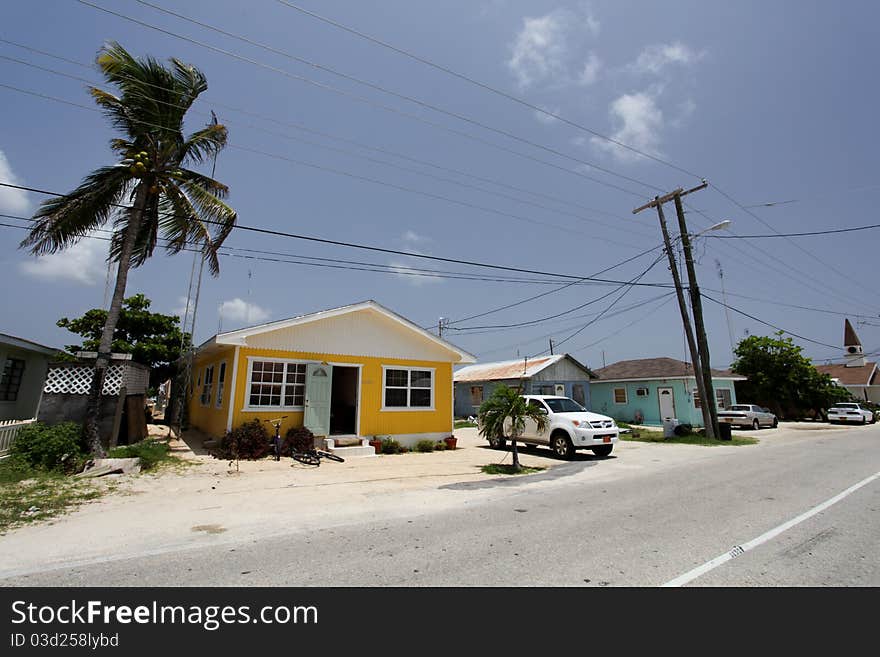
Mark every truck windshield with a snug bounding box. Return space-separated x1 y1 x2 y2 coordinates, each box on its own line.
544 398 586 413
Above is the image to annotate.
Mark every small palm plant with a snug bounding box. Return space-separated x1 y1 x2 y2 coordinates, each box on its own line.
477 386 547 471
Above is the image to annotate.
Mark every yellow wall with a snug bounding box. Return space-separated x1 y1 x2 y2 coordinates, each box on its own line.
194 346 453 440
188 346 236 437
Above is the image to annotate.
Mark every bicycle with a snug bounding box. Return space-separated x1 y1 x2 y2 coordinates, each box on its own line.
264 416 288 461
291 445 345 467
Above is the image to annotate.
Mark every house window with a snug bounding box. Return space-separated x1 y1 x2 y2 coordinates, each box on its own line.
0 358 25 402
383 367 433 409
470 386 483 406
215 362 227 408
715 388 731 410
536 384 555 395
200 365 214 406
613 387 627 404
248 360 306 408
572 384 585 406
693 388 702 409
635 387 649 397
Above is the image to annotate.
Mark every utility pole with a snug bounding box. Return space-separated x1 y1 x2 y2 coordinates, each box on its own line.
633 181 716 438
438 317 448 338
549 338 555 355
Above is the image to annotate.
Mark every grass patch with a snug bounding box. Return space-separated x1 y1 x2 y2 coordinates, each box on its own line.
0 461 102 534
481 464 546 476
107 438 183 471
621 428 758 446
454 420 477 429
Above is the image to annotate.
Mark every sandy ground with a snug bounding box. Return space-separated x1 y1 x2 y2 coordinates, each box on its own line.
0 420 854 579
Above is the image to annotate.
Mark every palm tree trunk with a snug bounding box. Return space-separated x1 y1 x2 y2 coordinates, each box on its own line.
511 438 520 471
83 182 149 456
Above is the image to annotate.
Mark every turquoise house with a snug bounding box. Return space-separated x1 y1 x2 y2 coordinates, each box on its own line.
591 357 745 427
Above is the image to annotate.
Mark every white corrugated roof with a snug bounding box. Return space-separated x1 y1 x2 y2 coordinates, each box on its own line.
454 354 566 382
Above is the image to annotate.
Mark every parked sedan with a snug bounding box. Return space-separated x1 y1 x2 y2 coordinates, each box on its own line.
716 404 778 430
827 403 876 425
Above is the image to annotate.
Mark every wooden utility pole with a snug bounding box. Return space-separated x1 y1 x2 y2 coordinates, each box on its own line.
549 338 555 355
633 181 717 438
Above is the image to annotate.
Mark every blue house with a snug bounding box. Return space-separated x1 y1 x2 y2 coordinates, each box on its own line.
591 357 745 427
453 353 596 418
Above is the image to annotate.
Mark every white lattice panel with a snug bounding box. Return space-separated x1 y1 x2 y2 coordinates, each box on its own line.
44 364 126 395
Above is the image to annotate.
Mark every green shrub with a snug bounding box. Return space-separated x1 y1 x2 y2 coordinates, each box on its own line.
434 441 447 451
283 426 316 455
415 439 435 453
107 439 171 470
380 437 401 454
212 419 270 460
9 422 86 472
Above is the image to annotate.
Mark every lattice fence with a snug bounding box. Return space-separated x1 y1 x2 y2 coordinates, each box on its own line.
43 363 149 396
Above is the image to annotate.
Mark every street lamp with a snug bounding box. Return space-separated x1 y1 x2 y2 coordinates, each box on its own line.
691 219 732 240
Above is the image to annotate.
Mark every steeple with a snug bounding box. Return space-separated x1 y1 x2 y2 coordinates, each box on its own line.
844 319 866 367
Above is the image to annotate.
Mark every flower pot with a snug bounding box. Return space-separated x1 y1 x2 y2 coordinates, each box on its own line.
443 436 457 450
368 439 383 454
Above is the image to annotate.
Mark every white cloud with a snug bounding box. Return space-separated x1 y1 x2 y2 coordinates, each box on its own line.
402 230 429 244
507 9 600 89
630 42 701 75
578 53 602 85
591 92 664 162
19 236 108 286
534 107 561 124
0 149 30 214
219 298 270 324
390 231 438 286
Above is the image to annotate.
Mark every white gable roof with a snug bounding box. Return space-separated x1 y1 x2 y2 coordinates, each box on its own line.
203 300 476 363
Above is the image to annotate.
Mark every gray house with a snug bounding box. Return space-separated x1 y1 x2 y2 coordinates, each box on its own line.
453 353 596 417
0 333 59 421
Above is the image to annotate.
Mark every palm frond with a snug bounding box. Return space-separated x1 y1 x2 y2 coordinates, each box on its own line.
20 166 130 256
180 123 228 166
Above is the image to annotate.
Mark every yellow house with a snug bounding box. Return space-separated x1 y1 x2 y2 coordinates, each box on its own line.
188 300 476 450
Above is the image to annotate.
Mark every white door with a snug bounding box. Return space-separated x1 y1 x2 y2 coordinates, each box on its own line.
658 387 675 420
304 364 333 437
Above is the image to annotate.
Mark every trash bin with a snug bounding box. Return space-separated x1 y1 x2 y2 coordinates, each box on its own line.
662 417 680 438
718 422 732 441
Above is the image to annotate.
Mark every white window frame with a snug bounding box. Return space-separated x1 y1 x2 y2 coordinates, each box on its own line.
470 385 483 406
243 357 308 412
381 365 435 411
215 361 227 409
693 387 702 409
613 387 628 404
200 365 214 407
635 387 649 397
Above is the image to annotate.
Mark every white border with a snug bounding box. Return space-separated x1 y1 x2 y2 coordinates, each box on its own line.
381 365 435 412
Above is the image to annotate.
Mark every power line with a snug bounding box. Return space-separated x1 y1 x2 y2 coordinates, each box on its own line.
0 39 654 240
0 180 674 287
77 0 660 199
709 223 880 239
273 0 705 179
742 183 880 208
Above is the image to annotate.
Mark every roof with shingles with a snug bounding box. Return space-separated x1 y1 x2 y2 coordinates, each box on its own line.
594 357 745 381
815 362 877 386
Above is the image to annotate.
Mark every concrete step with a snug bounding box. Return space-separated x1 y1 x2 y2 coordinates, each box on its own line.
327 445 376 458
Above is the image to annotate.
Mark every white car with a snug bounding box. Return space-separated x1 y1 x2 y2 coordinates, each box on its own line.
487 395 619 458
827 403 876 425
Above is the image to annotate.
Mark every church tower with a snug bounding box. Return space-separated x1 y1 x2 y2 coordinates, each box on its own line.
844 318 866 367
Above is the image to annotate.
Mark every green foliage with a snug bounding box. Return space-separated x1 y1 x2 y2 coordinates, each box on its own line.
283 426 316 455
476 386 547 442
434 441 447 451
9 422 86 473
481 464 545 476
415 439 436 452
732 332 853 419
211 419 270 461
380 437 402 454
57 294 190 388
107 439 172 470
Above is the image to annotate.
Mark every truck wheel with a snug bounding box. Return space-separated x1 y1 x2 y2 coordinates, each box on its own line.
551 432 574 459
772 418 778 428
488 433 506 449
592 445 613 458
862 415 868 425
752 419 760 430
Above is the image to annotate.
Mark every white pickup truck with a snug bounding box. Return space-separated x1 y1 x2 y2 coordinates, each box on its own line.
827 402 876 425
487 395 619 458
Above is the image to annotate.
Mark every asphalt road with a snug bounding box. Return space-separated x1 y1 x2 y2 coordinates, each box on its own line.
4 424 878 586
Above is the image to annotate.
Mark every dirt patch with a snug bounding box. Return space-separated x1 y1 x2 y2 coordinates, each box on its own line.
191 524 226 534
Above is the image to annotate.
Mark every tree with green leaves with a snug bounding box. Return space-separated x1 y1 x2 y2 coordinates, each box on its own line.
731 333 851 419
477 385 547 471
57 294 190 390
19 42 236 457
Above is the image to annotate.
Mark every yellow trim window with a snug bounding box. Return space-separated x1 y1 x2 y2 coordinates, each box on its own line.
383 366 434 410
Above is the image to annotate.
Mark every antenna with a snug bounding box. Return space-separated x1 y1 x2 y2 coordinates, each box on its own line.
716 259 736 359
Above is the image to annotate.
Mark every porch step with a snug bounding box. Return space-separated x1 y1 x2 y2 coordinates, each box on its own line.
327 445 376 458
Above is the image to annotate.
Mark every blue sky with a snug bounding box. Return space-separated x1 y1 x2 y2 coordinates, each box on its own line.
1 0 878 370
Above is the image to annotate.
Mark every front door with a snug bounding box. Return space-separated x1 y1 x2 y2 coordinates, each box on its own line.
304 364 333 437
658 387 675 420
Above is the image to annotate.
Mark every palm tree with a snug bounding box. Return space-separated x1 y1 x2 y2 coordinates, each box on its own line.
20 42 236 456
477 386 547 471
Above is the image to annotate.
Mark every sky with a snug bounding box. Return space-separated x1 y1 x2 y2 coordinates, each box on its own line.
1 0 878 372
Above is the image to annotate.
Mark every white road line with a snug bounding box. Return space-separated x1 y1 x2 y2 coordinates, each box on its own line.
662 470 880 587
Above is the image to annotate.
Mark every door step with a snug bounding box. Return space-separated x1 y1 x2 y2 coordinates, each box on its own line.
325 436 375 458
